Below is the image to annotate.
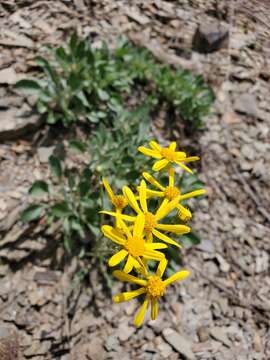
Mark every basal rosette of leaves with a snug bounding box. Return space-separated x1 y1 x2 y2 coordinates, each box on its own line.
16 35 214 129
100 140 206 326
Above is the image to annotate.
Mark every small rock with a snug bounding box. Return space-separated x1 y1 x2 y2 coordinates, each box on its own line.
37 146 54 163
222 111 241 124
210 327 231 347
234 94 258 118
255 251 269 273
197 326 209 342
253 332 262 353
0 67 18 85
104 335 119 352
157 342 173 357
0 326 19 360
192 22 229 53
162 328 194 359
215 254 230 272
197 240 215 253
0 106 42 141
117 324 135 342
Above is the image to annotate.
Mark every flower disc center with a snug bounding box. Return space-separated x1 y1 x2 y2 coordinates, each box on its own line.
125 236 145 257
160 147 176 161
112 195 127 210
147 276 165 298
164 186 180 200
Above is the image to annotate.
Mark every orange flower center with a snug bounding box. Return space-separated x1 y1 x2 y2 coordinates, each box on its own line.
125 236 145 257
112 195 127 210
146 276 165 298
164 186 180 200
160 147 176 162
144 212 157 232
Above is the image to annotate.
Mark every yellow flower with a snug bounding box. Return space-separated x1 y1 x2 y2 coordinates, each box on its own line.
101 214 167 273
102 177 128 227
102 177 128 211
138 140 199 173
112 259 190 326
101 180 190 246
142 168 206 222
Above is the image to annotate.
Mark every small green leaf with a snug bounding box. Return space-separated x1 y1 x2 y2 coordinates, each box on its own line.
16 79 42 94
37 100 48 114
67 72 81 91
29 181 49 197
79 180 90 197
51 202 70 218
21 204 43 222
69 140 86 153
49 155 62 178
47 111 56 124
181 232 201 247
97 89 109 101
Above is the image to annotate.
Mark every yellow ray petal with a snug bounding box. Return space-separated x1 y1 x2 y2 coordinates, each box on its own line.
101 225 126 245
115 208 122 228
123 186 142 214
146 232 153 243
155 196 180 221
102 177 114 201
113 287 146 303
138 146 162 159
143 172 165 191
143 249 165 261
152 229 181 248
108 249 128 267
118 217 132 238
168 167 175 187
151 299 159 320
134 297 149 327
145 242 168 250
169 142 176 151
139 180 148 212
152 159 169 171
180 189 206 200
146 189 164 198
184 156 200 163
156 258 168 278
175 162 193 174
177 204 192 222
100 210 135 222
155 198 169 220
163 270 190 286
112 270 147 286
133 213 145 238
123 254 135 273
149 141 161 151
175 151 186 160
156 224 190 234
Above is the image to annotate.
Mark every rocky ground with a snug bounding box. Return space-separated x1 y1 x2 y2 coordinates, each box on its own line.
0 0 270 359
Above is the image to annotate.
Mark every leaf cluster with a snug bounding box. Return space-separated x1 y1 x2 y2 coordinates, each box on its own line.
16 35 214 128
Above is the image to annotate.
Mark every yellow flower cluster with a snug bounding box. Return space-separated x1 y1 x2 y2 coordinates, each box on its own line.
100 140 205 326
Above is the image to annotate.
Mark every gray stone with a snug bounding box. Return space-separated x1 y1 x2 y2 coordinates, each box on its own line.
37 146 54 163
0 327 19 360
0 67 18 85
162 328 194 359
193 22 229 53
0 105 42 140
234 94 258 118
